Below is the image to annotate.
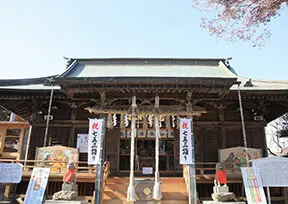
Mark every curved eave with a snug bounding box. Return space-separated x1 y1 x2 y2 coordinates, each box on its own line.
230 77 288 92
56 77 238 85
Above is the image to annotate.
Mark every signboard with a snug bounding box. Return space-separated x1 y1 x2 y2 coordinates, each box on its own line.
88 119 103 165
241 167 267 204
0 163 23 183
179 118 193 164
35 145 78 173
24 167 50 204
142 167 153 175
77 134 88 153
219 147 262 172
252 156 288 187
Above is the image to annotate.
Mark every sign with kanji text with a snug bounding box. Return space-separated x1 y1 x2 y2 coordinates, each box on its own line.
241 167 267 204
179 118 193 164
24 167 50 204
0 163 23 183
77 134 88 153
88 119 103 165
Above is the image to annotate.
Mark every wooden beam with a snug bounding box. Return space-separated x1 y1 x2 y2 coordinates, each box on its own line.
85 107 206 116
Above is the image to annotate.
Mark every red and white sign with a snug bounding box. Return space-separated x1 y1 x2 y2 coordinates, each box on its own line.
179 118 193 164
88 119 103 165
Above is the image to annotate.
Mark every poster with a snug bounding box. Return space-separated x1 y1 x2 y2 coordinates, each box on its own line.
35 145 79 173
77 134 88 153
88 119 104 165
179 118 193 164
241 167 267 204
0 163 23 183
219 147 262 169
24 167 50 204
252 156 288 187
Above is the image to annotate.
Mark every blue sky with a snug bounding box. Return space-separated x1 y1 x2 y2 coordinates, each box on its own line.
0 1 287 80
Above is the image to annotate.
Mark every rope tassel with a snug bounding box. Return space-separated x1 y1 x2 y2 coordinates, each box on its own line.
153 96 162 200
127 96 137 202
153 179 162 200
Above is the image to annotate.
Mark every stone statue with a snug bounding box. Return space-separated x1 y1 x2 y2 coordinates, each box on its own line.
211 163 236 202
52 162 78 200
63 162 77 184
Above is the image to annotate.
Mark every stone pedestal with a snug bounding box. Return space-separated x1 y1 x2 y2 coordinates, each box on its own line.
62 183 78 192
45 200 88 204
52 184 78 200
213 185 229 193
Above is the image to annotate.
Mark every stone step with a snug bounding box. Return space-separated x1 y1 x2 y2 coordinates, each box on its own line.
103 199 188 204
106 177 185 185
104 184 187 193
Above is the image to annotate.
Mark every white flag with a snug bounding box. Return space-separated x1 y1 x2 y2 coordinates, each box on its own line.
179 118 193 164
88 119 103 165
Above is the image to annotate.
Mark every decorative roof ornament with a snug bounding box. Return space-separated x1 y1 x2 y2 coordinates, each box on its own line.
64 56 73 68
244 79 253 87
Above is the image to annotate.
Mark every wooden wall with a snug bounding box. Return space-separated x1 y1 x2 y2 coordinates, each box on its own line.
27 104 267 173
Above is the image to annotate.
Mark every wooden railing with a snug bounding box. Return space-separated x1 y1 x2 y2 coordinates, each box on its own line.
0 159 110 176
0 159 240 180
0 158 111 201
183 162 246 181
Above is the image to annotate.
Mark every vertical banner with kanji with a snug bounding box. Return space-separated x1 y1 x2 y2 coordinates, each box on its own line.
24 167 50 204
88 119 103 165
179 118 193 164
241 167 267 204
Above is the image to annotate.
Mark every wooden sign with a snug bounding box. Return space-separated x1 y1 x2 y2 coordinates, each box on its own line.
35 145 78 173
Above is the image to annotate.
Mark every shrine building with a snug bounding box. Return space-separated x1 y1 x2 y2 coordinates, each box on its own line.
0 58 287 202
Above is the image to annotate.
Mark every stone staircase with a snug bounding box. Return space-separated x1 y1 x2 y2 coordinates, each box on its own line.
103 177 188 204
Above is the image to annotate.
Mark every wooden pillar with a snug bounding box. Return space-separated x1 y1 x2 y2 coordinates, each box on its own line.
69 105 77 147
215 104 227 149
284 187 288 204
186 91 197 204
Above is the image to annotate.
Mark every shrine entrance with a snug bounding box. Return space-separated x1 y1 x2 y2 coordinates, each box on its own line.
119 135 175 173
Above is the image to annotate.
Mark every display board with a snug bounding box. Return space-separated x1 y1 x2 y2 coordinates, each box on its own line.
35 145 79 173
77 134 88 153
219 146 262 171
252 156 288 187
24 167 50 204
0 163 23 183
241 167 267 204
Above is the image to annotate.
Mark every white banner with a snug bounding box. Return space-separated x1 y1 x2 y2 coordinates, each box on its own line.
0 163 23 183
77 134 88 153
241 167 267 204
24 167 50 204
88 119 103 165
179 118 193 164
